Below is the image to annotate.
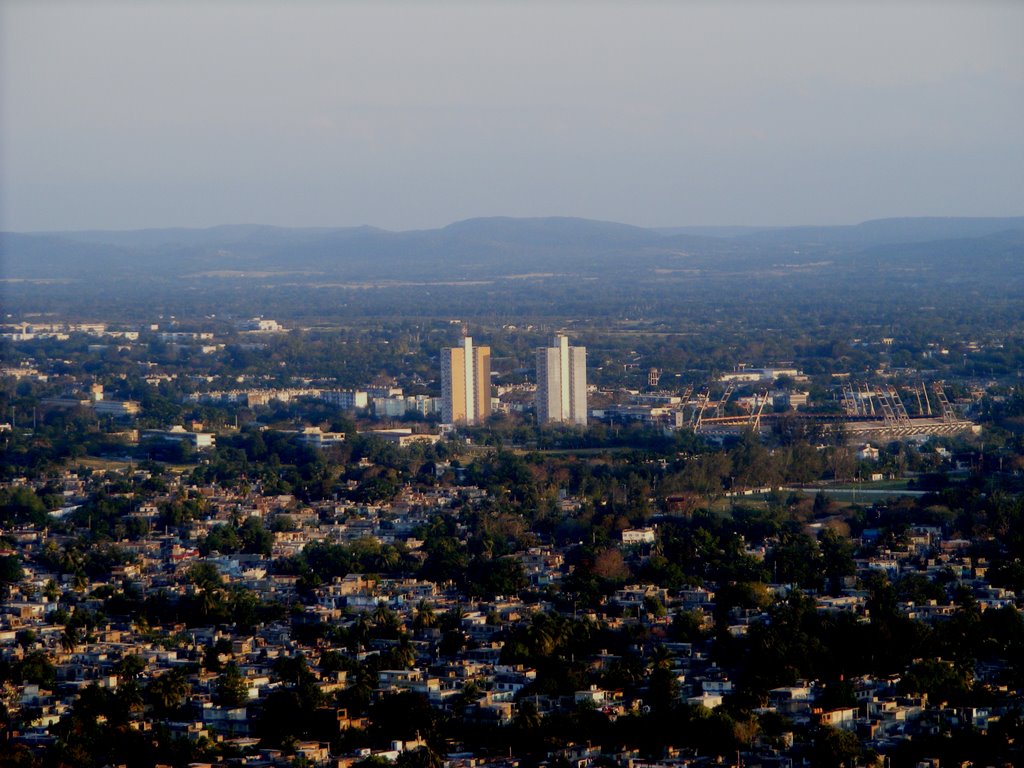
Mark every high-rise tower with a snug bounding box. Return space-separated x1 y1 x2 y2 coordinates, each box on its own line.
441 337 491 425
536 334 587 425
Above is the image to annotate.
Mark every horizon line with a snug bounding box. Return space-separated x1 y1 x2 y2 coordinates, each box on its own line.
7 213 1024 237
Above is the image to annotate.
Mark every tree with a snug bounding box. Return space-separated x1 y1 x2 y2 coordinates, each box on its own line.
731 431 783 488
147 668 190 715
647 648 679 712
371 603 402 637
16 651 55 688
811 726 866 768
187 561 225 619
0 555 24 599
466 555 527 599
0 486 50 527
384 637 416 670
318 649 347 673
671 609 707 643
818 528 855 594
214 662 249 708
766 529 823 589
115 654 146 681
514 698 543 731
201 523 240 555
396 745 443 768
116 678 146 717
786 441 826 482
60 627 80 654
412 600 437 631
239 517 273 555
680 453 731 500
826 446 855 482
43 579 60 602
421 535 469 585
591 548 630 583
368 691 436 744
900 659 971 705
15 629 37 650
813 490 833 516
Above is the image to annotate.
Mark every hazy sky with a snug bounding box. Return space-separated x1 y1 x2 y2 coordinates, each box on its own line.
2 1 1022 231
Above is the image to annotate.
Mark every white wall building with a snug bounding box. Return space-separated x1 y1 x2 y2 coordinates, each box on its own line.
321 389 369 410
536 334 587 426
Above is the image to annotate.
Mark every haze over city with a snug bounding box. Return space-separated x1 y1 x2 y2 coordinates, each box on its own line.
7 3 1024 768
2 1 1023 233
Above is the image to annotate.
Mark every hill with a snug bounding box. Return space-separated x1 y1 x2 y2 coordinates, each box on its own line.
2 217 1021 316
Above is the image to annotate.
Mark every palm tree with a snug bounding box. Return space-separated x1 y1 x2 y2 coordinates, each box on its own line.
60 545 84 575
375 546 401 573
60 626 80 654
148 668 190 715
133 614 151 636
199 584 224 618
117 679 146 716
391 637 415 670
349 612 371 651
43 579 60 602
439 605 465 633
116 653 146 680
398 743 443 768
345 665 376 713
514 699 543 730
649 644 673 672
188 562 225 619
372 603 401 636
459 680 482 704
412 600 437 631
528 613 567 658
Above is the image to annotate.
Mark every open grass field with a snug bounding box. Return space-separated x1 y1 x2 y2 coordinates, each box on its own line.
72 456 197 474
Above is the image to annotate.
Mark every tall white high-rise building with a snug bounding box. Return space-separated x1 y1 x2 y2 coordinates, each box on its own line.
441 337 491 425
536 334 587 426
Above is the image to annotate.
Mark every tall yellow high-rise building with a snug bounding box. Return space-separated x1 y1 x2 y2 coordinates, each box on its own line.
441 337 491 425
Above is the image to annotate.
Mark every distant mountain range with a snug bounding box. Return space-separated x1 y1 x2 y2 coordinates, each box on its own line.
2 215 1022 289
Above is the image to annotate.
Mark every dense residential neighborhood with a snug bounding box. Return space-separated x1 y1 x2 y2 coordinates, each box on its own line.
2 315 1024 768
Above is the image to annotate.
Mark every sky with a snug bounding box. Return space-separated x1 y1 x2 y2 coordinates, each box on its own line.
2 1 1022 232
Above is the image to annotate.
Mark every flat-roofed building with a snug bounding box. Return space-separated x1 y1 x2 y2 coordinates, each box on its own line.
441 337 491 425
536 334 587 426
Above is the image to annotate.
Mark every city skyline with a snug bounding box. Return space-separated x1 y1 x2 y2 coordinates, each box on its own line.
2 3 1022 762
